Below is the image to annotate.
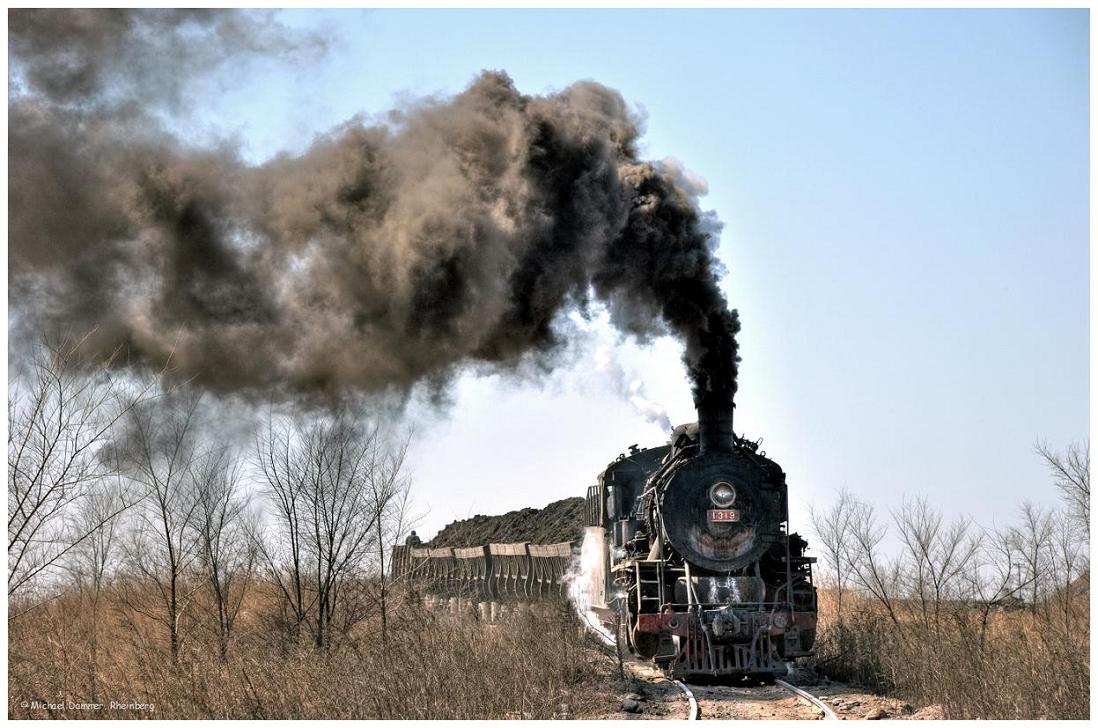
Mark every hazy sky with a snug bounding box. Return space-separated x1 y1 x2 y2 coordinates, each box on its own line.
178 9 1087 542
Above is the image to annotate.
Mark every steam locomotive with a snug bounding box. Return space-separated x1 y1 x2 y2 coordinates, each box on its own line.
582 404 817 679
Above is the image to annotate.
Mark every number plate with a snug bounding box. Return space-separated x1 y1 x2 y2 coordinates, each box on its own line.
708 509 741 523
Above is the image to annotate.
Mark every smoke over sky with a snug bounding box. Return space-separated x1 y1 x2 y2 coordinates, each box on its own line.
9 8 739 411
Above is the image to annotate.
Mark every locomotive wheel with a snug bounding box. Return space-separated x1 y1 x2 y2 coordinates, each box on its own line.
630 624 660 659
623 596 660 658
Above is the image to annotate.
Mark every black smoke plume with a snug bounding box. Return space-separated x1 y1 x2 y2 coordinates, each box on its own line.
9 9 740 414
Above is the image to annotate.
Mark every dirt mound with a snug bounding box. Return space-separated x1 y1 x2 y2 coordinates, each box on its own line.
428 497 586 547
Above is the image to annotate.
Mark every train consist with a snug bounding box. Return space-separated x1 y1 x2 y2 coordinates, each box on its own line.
389 541 575 601
391 403 817 681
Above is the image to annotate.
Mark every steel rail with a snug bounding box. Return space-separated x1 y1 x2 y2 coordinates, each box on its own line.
775 678 838 720
672 680 699 720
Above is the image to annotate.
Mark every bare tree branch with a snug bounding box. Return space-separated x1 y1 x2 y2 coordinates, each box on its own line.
8 336 151 603
1035 439 1089 533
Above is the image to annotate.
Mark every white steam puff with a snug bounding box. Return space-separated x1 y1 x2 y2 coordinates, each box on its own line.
593 342 672 432
565 526 615 646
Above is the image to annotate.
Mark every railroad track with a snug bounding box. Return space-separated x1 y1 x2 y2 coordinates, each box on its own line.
579 615 836 720
672 680 699 720
672 678 838 721
775 678 839 720
617 654 837 720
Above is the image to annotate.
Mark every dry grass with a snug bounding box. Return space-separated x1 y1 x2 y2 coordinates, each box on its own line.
812 587 1090 719
9 584 612 719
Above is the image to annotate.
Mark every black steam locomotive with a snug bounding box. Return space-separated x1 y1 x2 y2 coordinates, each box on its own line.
583 404 817 679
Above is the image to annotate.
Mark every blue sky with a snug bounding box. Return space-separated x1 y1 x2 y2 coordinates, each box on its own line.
187 9 1088 541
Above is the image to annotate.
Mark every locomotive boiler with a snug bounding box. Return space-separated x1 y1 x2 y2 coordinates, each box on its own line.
582 403 817 680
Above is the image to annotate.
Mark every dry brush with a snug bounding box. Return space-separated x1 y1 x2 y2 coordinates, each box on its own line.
809 445 1089 719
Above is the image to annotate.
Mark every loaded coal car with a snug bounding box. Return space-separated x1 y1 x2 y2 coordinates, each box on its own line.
582 402 817 680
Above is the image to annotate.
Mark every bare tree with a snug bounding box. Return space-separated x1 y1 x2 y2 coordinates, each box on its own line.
1012 501 1053 614
892 496 981 633
1035 439 1089 533
967 525 1025 651
116 391 203 662
70 474 128 597
1045 508 1085 626
190 448 255 661
844 495 904 629
364 430 413 649
810 488 857 629
304 414 382 648
8 338 146 606
256 409 386 649
808 444 1089 718
66 469 129 700
254 412 314 643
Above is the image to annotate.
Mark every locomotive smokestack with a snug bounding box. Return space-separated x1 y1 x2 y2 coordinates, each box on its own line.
691 309 739 453
697 400 734 453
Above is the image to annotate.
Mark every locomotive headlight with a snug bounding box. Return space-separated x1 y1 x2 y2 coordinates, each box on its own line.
771 611 790 629
709 481 737 508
